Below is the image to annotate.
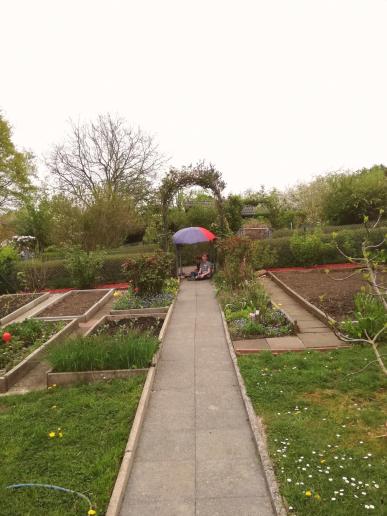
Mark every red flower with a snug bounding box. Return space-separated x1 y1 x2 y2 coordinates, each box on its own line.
134 287 140 293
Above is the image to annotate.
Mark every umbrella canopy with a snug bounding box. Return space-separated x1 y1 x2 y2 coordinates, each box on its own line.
173 227 216 245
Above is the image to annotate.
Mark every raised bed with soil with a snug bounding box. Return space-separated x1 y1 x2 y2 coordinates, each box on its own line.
92 316 164 337
0 318 77 392
36 289 110 318
47 303 175 388
275 269 387 320
0 292 47 324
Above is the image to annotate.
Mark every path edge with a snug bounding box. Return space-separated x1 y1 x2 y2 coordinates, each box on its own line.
105 365 155 516
105 297 176 516
220 308 287 516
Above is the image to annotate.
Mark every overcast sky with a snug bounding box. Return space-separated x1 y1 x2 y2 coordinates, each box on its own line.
1 0 386 193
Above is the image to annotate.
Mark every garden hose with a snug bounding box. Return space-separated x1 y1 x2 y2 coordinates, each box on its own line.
6 483 96 514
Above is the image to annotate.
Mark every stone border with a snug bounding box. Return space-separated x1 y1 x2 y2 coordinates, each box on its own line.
47 368 148 387
0 292 51 326
110 306 169 316
33 288 114 322
105 366 156 516
220 308 287 516
0 318 78 393
268 272 336 326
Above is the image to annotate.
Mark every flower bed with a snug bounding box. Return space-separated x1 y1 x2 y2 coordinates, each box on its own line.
0 293 44 319
112 278 178 311
0 319 66 372
217 280 295 340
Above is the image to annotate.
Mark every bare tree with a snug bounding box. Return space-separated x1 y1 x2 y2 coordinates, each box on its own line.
47 114 164 206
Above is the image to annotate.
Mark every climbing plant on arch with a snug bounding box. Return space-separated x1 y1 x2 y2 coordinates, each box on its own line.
159 162 229 250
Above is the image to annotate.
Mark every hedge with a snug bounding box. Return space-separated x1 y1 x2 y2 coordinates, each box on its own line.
17 252 158 290
251 226 387 269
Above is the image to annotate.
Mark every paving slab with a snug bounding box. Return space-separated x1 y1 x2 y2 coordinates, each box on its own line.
298 332 344 348
234 339 270 351
119 281 275 515
266 335 304 351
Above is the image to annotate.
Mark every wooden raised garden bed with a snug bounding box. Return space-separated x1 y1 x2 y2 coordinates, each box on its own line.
0 292 49 325
269 268 387 321
47 300 175 388
34 288 114 322
0 318 78 393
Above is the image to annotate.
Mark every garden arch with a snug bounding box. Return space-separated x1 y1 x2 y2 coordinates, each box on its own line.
159 163 228 250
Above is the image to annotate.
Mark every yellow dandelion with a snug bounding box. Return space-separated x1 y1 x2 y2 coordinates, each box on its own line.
58 432 64 438
320 459 325 464
49 431 56 438
314 494 321 500
88 510 97 515
305 490 312 497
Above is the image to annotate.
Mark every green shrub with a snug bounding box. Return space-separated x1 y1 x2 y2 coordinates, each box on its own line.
48 333 158 371
290 231 331 266
217 236 254 288
122 253 174 295
250 226 387 269
65 247 106 289
0 246 19 294
340 292 387 342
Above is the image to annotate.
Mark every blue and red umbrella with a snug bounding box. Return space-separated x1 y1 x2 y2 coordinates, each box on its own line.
173 227 216 245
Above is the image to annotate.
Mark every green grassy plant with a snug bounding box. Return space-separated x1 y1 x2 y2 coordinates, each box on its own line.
0 378 144 515
238 346 387 515
48 333 158 372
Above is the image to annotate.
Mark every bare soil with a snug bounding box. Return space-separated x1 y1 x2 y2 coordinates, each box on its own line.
0 293 43 319
38 290 106 317
276 269 387 320
93 317 163 337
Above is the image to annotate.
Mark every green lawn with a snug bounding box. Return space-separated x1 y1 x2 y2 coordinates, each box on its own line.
238 346 386 516
0 377 145 515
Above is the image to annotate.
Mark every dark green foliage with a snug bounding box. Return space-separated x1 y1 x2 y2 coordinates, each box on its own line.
0 245 20 293
250 226 387 269
322 166 387 225
290 231 334 266
225 194 243 232
65 247 106 289
122 253 174 295
48 333 158 372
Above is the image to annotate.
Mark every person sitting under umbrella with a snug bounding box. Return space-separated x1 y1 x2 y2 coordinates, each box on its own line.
196 253 213 280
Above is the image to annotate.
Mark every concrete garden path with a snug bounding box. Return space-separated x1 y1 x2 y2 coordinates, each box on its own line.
120 280 274 516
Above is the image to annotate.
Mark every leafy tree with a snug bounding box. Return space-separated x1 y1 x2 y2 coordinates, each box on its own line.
321 165 387 225
225 194 243 233
15 195 52 251
0 114 34 212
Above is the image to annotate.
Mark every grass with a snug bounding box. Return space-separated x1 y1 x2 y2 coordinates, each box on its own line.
238 345 387 515
48 333 158 372
0 377 145 515
0 319 66 371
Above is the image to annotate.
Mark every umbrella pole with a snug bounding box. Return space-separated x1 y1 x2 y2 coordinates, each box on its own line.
175 245 179 278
